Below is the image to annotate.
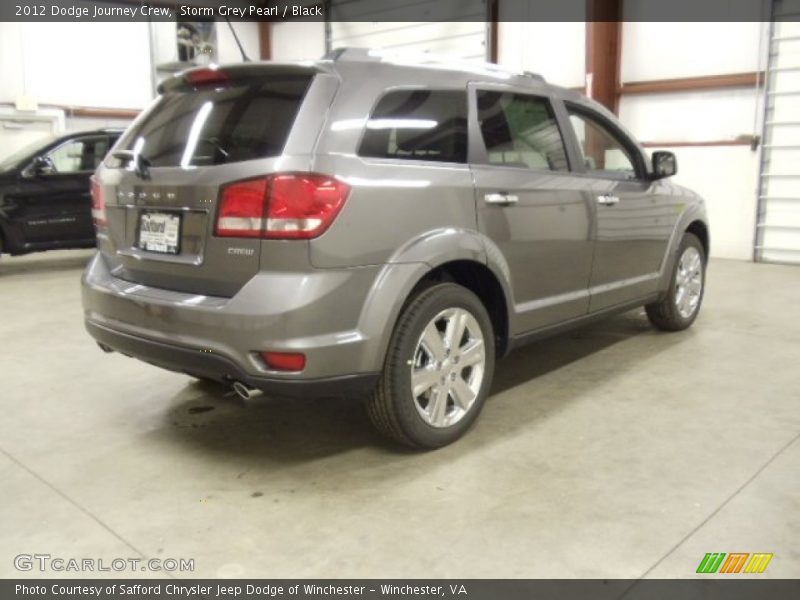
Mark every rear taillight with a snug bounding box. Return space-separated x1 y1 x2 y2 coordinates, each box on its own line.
90 176 106 229
215 173 350 240
215 178 269 238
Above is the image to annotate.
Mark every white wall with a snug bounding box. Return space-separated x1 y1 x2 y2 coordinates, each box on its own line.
271 21 326 61
620 22 763 83
331 21 487 61
619 89 760 144
0 108 63 163
0 22 152 109
218 21 260 64
0 21 260 110
671 147 760 261
497 22 585 88
618 21 768 261
0 20 259 159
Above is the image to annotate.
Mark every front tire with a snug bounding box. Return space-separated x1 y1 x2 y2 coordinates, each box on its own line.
646 232 706 331
367 283 495 449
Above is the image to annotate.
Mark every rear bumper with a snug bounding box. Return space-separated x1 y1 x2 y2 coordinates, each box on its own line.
81 252 401 394
86 319 379 398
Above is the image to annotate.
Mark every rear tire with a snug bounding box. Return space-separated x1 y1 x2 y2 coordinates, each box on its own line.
646 232 706 331
367 283 495 449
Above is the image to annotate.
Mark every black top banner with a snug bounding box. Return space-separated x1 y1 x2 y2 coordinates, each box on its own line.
0 0 790 23
4 579 800 600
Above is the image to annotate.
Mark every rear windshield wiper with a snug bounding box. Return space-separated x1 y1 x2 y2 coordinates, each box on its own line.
113 150 151 180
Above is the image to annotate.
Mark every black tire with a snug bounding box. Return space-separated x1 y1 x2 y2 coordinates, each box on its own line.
646 232 706 331
367 283 495 449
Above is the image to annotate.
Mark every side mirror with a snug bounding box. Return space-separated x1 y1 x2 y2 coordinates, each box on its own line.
23 155 56 178
651 151 677 179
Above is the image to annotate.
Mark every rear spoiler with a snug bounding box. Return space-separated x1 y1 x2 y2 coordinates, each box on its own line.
158 63 322 94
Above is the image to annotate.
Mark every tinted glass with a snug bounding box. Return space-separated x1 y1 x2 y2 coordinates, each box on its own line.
568 110 637 179
359 90 468 163
114 75 312 167
477 92 569 171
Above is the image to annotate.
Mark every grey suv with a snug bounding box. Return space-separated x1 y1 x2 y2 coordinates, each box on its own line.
82 49 708 448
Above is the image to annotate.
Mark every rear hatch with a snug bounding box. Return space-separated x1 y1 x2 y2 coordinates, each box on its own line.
93 64 322 297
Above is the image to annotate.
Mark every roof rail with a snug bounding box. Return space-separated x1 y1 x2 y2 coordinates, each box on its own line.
523 70 546 82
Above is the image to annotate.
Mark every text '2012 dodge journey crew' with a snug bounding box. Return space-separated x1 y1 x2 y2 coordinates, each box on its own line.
82 48 709 448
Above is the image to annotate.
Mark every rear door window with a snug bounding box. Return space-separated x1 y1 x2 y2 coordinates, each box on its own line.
113 75 312 167
476 91 569 171
358 90 468 164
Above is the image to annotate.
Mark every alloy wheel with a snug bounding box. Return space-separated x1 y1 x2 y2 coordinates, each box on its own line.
675 246 703 319
410 307 486 428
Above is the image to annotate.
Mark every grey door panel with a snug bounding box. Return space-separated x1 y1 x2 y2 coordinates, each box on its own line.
589 177 676 309
471 167 593 333
564 104 675 311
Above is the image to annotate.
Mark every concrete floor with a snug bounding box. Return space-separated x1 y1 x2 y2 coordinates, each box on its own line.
1 249 798 579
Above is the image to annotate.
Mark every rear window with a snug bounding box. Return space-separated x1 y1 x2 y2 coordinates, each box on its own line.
113 75 312 168
358 90 468 164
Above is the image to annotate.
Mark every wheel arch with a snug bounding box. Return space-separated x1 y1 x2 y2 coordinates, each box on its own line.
407 260 511 357
657 201 710 293
359 229 515 372
686 219 709 261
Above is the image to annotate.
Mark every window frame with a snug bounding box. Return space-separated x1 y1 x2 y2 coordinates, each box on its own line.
469 86 573 174
355 85 470 167
39 135 112 175
563 101 648 181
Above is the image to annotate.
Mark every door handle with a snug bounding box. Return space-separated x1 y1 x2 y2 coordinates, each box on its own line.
597 194 620 206
484 192 519 206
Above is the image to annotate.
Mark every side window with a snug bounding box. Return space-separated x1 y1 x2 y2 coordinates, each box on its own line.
91 137 111 169
47 140 86 173
477 91 569 171
568 109 638 179
46 137 108 173
358 90 468 163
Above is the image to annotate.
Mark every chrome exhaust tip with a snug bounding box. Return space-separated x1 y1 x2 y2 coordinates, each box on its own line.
232 381 263 400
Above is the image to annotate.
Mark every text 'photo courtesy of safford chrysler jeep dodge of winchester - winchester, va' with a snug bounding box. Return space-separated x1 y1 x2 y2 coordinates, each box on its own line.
81 48 708 448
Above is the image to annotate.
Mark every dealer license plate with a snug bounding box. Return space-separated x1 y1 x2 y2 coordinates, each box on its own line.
138 212 181 254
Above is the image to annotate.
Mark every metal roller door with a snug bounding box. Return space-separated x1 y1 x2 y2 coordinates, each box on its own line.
756 0 800 263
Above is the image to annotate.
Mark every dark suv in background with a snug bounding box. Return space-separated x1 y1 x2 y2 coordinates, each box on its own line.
82 49 708 448
0 129 122 256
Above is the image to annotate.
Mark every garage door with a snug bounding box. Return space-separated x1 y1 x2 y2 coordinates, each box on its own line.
326 0 488 61
756 0 800 264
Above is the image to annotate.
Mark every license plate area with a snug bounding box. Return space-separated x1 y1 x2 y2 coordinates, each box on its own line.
137 211 181 255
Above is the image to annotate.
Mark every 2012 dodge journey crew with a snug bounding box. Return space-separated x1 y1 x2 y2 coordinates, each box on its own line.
82 48 709 448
